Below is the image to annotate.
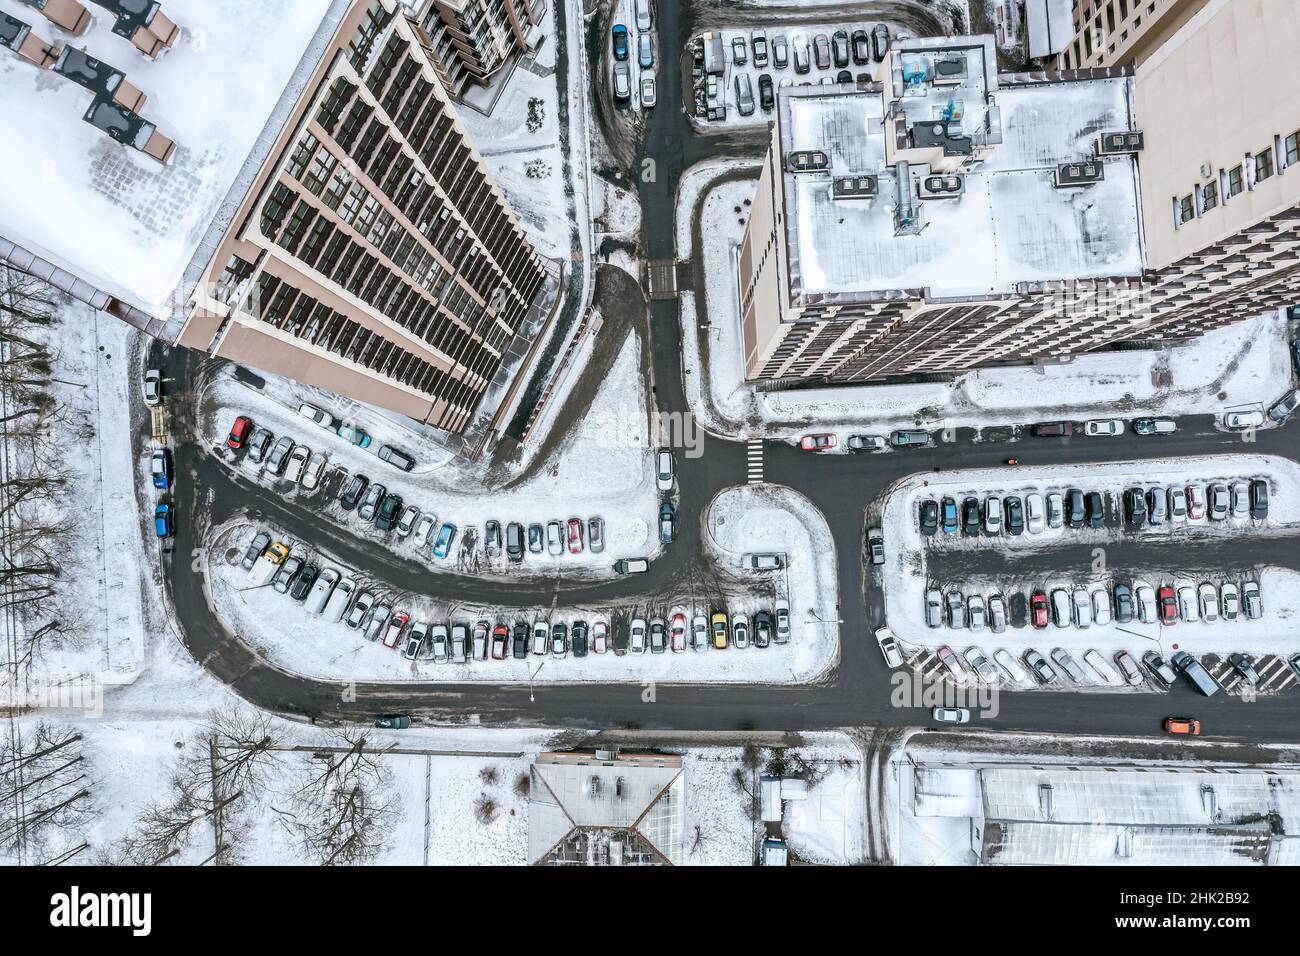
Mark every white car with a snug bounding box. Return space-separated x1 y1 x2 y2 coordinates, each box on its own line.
655 448 674 491
964 646 997 684
395 504 420 538
993 649 1027 684
640 71 656 107
1220 582 1240 621
284 445 309 484
143 369 162 406
932 707 970 725
1224 409 1265 429
1091 589 1111 626
298 402 335 428
1231 482 1250 519
874 627 903 667
635 0 651 31
546 520 563 556
1198 582 1219 622
304 568 338 615
691 615 709 652
1177 585 1199 622
1168 486 1188 522
1051 588 1071 628
984 496 1002 534
988 593 1007 634
1046 492 1064 529
301 453 325 490
1085 419 1125 436
1025 494 1045 534
411 513 436 548
1114 651 1144 686
1083 649 1120 685
774 600 791 644
967 595 986 632
1136 584 1157 623
1242 580 1262 620
629 617 647 654
532 620 549 656
1072 589 1092 629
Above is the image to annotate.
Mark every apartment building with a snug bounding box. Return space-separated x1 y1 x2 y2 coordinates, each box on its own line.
180 1 548 433
1056 0 1208 69
404 0 536 99
736 12 1300 387
0 0 552 436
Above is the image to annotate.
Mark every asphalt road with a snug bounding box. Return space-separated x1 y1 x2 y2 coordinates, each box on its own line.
156 0 1300 744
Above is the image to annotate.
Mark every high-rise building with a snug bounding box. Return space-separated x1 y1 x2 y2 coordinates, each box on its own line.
1055 0 1209 69
0 0 553 435
736 13 1300 387
404 0 537 99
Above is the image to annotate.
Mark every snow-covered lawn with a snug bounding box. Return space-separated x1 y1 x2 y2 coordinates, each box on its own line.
205 481 839 684
198 336 660 578
678 161 1297 442
879 455 1300 668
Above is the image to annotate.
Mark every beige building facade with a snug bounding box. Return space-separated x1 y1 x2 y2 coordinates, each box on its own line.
1057 0 1209 69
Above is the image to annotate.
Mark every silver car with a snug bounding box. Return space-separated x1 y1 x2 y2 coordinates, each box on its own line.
924 589 943 628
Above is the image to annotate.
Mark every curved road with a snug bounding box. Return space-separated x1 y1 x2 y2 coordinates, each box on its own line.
159 0 1300 743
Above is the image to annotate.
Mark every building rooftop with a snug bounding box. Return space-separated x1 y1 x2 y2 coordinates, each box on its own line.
779 35 1145 304
0 0 340 319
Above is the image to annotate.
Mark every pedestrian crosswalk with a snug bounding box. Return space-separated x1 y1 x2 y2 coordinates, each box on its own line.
1207 654 1297 696
746 440 764 484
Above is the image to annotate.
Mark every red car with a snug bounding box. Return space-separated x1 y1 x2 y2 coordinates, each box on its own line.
800 434 837 451
227 415 252 448
1030 590 1049 628
1164 716 1200 736
592 620 609 654
1157 585 1178 624
1185 484 1206 520
566 518 584 554
670 613 687 653
490 623 509 660
382 611 409 649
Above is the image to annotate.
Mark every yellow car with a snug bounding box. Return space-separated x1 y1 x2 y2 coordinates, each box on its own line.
265 542 289 565
710 612 729 650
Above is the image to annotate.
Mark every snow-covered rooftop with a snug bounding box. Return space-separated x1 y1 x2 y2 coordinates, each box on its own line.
780 38 1144 302
0 0 341 319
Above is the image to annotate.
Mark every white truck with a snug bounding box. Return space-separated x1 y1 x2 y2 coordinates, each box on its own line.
247 545 286 588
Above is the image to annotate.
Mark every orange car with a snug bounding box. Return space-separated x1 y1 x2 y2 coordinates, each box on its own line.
1164 717 1201 736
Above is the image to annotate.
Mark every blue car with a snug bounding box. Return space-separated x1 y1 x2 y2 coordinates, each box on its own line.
336 424 371 448
612 24 629 61
637 33 654 69
941 497 958 534
154 502 174 538
150 448 172 490
658 501 675 543
432 522 457 558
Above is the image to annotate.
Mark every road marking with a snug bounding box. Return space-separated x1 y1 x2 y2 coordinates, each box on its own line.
746 439 764 484
645 259 679 299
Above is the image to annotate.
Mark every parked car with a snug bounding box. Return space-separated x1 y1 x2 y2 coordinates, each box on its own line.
1198 582 1219 622
484 520 502 559
890 429 929 447
961 497 981 536
800 433 836 451
1046 492 1063 528
1250 478 1268 519
1085 418 1125 436
143 368 162 406
374 715 411 730
356 483 385 522
874 626 903 667
266 436 295 475
1157 584 1178 624
1142 651 1177 687
528 523 544 554
847 434 886 452
1071 589 1092 629
866 527 885 565
965 647 997 684
491 623 508 660
345 590 375 630
631 617 649 654
432 522 456 558
227 415 252 449
404 621 427 661
655 447 674 490
967 594 986 631
731 34 748 65
831 29 849 67
1136 584 1157 623
671 613 689 653
1084 491 1104 529
637 33 654 68
612 61 631 100
298 402 334 428
380 611 408 650
758 73 774 111
613 558 649 574
1268 387 1300 422
1221 582 1241 621
1171 651 1220 696
1228 653 1260 685
871 23 890 60
1123 487 1146 526
288 563 318 601
657 503 675 544
272 554 303 594
550 622 569 659
571 620 590 658
546 520 564 556
593 620 610 654
751 31 768 66
945 591 965 629
374 492 402 532
1004 496 1024 535
612 23 629 60
150 448 172 490
993 649 1026 683
506 522 524 562
153 502 174 538
1133 417 1176 435
1224 409 1265 429
734 73 755 116
731 616 749 650
1051 648 1086 683
1050 589 1070 628
1084 649 1120 685
301 453 325 490
640 72 657 107
918 499 939 536
772 33 789 69
984 496 1002 534
1208 483 1230 520
247 427 273 463
793 37 810 73
850 28 871 64
936 645 966 681
364 606 391 645
335 424 370 448
1065 489 1085 528
283 445 309 484
1115 651 1143 686
1092 589 1111 626
377 444 414 472
1167 486 1188 523
1024 650 1059 685
925 589 944 628
941 497 958 534
1030 590 1049 628
1033 421 1073 437
1025 493 1045 534
1242 580 1262 619
339 474 368 511
1231 481 1250 518
1185 484 1206 521
242 531 272 570
709 612 728 650
1113 584 1134 623
813 33 830 69
635 0 652 31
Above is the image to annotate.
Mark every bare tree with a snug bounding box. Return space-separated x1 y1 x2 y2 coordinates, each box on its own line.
289 731 395 866
513 771 530 798
0 723 93 862
474 793 498 825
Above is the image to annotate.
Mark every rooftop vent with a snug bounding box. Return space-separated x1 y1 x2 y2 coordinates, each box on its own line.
911 119 973 157
1097 130 1145 155
932 57 967 85
1053 162 1104 188
832 175 878 199
786 149 830 173
917 173 964 199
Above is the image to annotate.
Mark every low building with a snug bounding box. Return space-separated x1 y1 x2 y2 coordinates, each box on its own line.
528 751 685 866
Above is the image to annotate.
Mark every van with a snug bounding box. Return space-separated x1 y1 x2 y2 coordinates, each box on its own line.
746 552 784 570
377 444 415 472
1171 651 1220 697
248 544 287 587
323 577 356 623
735 73 755 116
505 522 524 562
890 429 930 447
613 558 649 574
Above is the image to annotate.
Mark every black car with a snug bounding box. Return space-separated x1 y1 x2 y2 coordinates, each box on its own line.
289 563 319 601
1004 496 1024 536
836 69 852 84
375 492 403 532
753 610 772 648
377 444 415 472
831 29 849 67
339 474 369 511
851 28 871 64
1113 584 1134 623
374 714 411 729
512 623 529 659
1123 487 1147 526
1250 478 1269 519
919 499 939 536
1065 488 1085 528
1229 653 1260 685
1032 421 1073 437
962 497 981 536
758 73 774 111
871 23 890 61
1084 491 1104 529
571 620 589 658
1292 337 1300 376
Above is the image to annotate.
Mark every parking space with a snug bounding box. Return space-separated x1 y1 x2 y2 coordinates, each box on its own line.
608 0 658 113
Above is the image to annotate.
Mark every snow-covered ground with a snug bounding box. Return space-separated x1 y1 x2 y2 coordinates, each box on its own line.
199 337 660 577
879 455 1300 671
205 482 839 684
678 161 1298 441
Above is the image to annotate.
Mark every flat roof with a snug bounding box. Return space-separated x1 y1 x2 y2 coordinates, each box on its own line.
0 0 335 317
780 39 1145 303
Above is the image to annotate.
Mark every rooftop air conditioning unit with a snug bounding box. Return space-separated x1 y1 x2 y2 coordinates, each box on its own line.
786 149 830 172
832 175 878 199
918 173 964 199
1097 130 1144 155
1054 162 1104 187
